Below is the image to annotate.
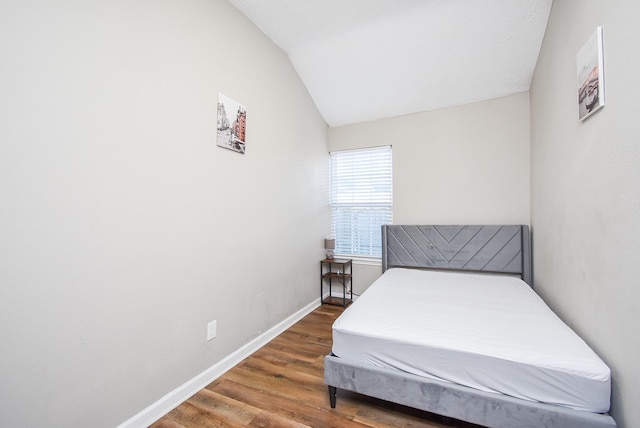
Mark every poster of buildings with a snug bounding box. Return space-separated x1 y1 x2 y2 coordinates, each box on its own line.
577 27 604 121
217 93 246 154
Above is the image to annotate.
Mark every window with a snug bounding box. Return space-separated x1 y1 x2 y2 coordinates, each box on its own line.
330 146 392 258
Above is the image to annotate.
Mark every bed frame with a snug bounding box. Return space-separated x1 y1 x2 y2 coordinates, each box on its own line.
324 225 616 428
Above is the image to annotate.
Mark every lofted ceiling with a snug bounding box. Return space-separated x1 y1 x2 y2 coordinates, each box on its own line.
228 0 553 127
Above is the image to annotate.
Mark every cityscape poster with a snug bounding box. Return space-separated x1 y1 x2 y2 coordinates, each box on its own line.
577 27 604 121
217 93 247 154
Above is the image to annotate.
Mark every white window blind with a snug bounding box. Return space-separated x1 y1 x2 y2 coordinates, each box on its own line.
330 146 392 258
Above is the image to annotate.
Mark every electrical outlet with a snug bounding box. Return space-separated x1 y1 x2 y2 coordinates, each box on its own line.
207 320 217 341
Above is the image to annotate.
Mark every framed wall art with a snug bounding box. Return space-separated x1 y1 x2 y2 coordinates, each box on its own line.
577 27 605 121
217 93 247 154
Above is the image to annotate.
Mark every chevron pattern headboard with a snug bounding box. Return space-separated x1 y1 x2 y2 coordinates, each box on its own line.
382 225 532 285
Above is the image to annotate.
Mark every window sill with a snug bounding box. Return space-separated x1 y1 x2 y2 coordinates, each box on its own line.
335 256 381 266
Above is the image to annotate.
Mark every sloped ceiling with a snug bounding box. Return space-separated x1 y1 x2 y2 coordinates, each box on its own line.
228 0 553 127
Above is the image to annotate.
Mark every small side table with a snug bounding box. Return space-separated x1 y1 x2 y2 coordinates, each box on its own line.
321 258 353 307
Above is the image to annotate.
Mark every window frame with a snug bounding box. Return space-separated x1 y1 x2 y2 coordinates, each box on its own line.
329 145 393 260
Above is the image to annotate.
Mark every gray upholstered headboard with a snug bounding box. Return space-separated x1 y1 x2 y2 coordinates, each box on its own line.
382 225 532 285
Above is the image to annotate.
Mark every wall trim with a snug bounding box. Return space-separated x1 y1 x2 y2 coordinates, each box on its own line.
117 298 322 428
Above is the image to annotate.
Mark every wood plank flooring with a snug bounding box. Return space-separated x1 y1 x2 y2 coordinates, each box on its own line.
151 304 481 428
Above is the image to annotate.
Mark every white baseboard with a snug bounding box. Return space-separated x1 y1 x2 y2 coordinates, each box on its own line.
117 298 322 428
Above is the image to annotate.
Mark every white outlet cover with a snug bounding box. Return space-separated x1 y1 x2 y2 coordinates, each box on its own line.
207 320 217 341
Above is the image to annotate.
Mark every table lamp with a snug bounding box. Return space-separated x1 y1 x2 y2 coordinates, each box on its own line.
324 238 335 260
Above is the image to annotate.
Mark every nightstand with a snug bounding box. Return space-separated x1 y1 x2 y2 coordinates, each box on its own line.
320 258 353 307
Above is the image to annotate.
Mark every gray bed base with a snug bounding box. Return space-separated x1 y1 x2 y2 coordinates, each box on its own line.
325 356 616 428
324 225 616 428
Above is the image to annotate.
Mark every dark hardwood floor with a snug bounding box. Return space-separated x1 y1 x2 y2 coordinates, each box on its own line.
151 304 480 428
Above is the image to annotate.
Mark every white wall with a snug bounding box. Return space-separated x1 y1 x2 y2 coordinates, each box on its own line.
329 93 531 291
0 1 328 427
530 2 640 427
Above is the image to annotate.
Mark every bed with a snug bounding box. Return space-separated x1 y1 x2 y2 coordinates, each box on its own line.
324 225 616 428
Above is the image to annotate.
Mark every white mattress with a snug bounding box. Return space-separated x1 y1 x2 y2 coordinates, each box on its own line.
332 268 611 413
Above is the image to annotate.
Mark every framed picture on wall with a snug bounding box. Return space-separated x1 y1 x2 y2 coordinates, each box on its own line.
217 93 247 154
577 27 605 121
